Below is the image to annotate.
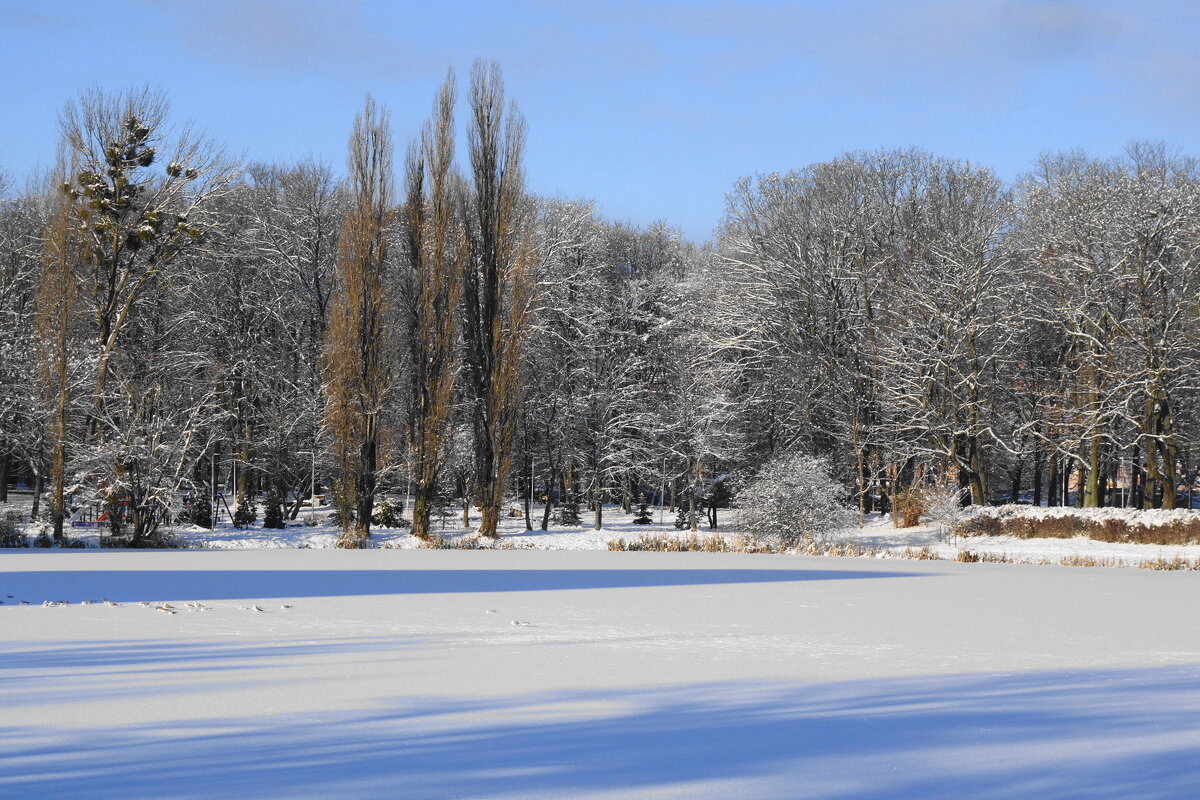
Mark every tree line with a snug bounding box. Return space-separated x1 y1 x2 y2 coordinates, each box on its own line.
2 67 1199 547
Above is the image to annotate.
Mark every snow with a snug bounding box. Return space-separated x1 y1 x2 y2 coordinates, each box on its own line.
2 547 1199 798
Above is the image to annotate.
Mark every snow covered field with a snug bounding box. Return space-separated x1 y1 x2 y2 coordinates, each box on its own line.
3 547 1199 799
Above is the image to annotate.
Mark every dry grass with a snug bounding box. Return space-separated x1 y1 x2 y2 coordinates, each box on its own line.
606 534 893 559
954 549 1014 563
900 546 939 560
605 528 1198 572
953 506 1200 546
607 533 744 552
1057 554 1127 568
1137 556 1200 571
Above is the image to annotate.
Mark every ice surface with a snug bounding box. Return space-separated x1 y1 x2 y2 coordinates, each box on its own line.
2 549 1198 798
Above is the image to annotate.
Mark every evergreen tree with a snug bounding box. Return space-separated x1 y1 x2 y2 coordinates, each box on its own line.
189 493 213 529
674 494 691 530
632 492 653 524
262 485 285 529
232 486 257 528
556 494 581 526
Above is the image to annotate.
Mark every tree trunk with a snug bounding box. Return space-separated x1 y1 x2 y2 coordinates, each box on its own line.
540 474 553 531
30 467 43 520
1082 436 1101 508
1031 443 1043 507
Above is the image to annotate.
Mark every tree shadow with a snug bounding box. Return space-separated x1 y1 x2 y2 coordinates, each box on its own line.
2 665 1197 799
1 566 927 603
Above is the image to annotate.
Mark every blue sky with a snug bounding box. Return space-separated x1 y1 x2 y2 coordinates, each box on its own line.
2 0 1199 241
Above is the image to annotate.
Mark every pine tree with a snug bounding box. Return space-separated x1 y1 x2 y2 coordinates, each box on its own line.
632 492 653 524
189 493 213 529
232 487 257 528
674 498 690 530
556 494 581 526
262 485 285 529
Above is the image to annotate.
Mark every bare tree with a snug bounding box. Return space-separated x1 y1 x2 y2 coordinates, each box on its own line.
323 96 394 546
461 62 534 537
36 159 78 542
400 73 465 540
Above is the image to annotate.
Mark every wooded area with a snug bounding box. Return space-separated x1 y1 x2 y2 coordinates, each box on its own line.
2 66 1199 546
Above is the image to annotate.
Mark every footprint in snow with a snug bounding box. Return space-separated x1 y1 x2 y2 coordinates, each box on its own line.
511 620 532 626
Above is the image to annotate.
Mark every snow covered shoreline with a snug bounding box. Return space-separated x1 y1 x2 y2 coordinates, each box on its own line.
7 498 1200 569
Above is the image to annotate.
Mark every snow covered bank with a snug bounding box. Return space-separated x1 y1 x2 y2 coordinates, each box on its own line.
8 495 1200 568
2 549 1198 798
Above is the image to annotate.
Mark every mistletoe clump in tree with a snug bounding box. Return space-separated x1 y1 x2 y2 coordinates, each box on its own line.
48 87 235 546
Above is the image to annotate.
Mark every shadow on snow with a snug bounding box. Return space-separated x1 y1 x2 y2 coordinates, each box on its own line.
0 665 1197 799
0 566 925 603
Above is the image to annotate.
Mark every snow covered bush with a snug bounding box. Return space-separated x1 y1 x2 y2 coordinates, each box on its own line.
372 497 407 529
921 486 969 541
1 513 27 548
736 453 855 548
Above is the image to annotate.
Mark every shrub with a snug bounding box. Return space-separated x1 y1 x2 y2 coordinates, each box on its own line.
736 453 855 548
0 512 27 548
955 505 1200 546
891 486 932 528
371 497 407 528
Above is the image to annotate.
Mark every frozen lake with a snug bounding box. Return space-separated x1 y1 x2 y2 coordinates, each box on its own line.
2 549 1198 798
